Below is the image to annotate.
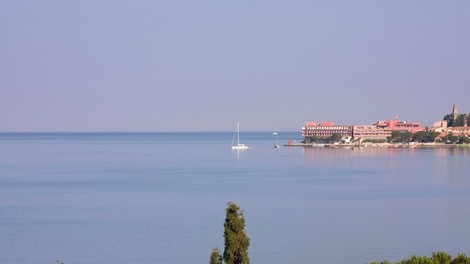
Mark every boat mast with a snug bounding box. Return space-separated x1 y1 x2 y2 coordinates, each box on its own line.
232 122 240 146
237 122 240 145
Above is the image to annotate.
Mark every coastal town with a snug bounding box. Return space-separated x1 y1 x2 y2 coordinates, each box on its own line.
294 104 470 147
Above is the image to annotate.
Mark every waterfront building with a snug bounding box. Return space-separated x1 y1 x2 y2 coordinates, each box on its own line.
352 125 391 141
433 120 448 130
373 119 425 133
302 122 353 139
440 126 470 137
302 118 424 142
449 126 470 136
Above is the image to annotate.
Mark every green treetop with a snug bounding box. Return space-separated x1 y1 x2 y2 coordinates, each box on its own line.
223 202 250 264
210 248 223 264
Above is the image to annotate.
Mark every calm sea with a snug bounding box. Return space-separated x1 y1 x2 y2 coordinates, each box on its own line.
1 132 469 264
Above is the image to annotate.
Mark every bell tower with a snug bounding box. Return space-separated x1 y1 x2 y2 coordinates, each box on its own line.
452 103 459 125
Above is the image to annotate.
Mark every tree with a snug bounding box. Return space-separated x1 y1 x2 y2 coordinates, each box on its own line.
210 248 223 264
445 133 459 144
330 133 342 142
223 202 250 264
458 135 470 144
389 131 414 143
432 251 451 264
400 255 434 264
444 113 468 127
369 251 470 264
456 115 465 127
450 253 470 264
403 131 413 142
443 114 453 127
412 130 440 143
427 131 440 142
413 131 426 142
305 135 320 143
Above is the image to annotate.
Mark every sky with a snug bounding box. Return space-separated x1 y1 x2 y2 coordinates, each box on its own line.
1 1 469 132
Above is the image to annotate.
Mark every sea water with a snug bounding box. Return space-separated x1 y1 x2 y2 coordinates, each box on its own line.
0 132 469 264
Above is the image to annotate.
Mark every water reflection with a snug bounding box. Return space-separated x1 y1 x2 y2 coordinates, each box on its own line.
300 146 423 158
299 146 470 186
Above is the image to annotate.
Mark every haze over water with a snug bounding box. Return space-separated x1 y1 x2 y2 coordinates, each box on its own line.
1 132 469 263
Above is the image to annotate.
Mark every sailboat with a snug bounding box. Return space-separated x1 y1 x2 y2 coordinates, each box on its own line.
273 132 280 148
231 122 249 150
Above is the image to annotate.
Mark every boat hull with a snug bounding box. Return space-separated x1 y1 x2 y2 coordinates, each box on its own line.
232 144 249 150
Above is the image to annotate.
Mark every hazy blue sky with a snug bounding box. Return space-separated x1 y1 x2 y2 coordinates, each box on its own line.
1 1 469 132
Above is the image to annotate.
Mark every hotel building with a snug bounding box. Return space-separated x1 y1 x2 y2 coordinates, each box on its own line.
373 119 425 133
302 118 422 142
301 122 353 139
352 125 391 140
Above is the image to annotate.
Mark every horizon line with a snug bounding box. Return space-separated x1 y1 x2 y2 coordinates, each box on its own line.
0 130 301 133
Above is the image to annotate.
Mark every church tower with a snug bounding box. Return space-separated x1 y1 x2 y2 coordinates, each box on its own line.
452 104 459 121
452 103 459 126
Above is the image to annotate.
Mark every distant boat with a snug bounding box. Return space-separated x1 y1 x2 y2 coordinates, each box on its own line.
231 123 249 150
272 132 280 148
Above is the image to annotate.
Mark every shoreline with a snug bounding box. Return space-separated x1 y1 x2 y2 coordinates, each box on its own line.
284 142 470 148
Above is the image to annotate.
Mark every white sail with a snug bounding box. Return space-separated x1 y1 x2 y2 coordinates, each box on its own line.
232 122 249 150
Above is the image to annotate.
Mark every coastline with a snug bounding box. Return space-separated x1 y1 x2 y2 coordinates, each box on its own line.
284 142 470 148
